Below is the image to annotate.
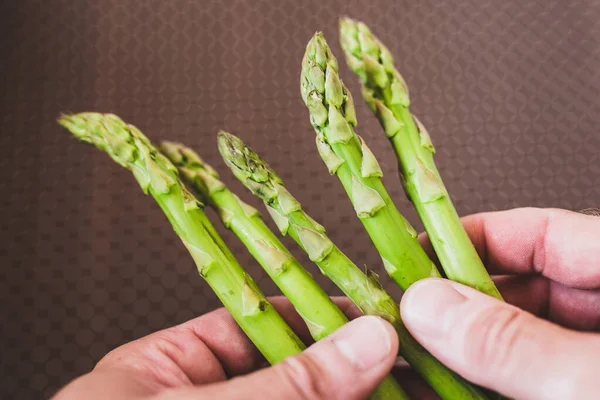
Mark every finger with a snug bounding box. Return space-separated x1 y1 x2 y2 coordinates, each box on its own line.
493 275 548 316
161 316 399 400
96 296 359 387
544 280 600 331
420 233 600 330
401 278 600 400
52 368 155 400
495 275 600 331
460 208 600 288
95 306 239 386
267 296 362 345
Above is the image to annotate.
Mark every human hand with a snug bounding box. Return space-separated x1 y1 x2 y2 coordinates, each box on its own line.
54 207 598 400
52 297 405 400
402 207 600 400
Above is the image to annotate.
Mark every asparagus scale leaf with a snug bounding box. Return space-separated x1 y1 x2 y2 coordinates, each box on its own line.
300 32 442 291
339 17 502 300
218 131 489 400
161 140 408 400
59 112 306 364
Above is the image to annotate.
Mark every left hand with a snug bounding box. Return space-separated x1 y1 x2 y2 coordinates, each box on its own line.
52 297 424 400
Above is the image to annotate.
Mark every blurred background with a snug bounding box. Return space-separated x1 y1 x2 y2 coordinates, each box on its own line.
1 0 600 398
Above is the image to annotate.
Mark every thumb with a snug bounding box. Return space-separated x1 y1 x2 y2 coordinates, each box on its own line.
164 316 398 400
401 278 600 400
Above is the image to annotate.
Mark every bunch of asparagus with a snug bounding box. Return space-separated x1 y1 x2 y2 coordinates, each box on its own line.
59 18 502 400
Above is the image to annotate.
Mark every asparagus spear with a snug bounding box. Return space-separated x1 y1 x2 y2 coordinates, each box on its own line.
299 32 442 291
161 141 408 400
59 112 306 364
160 140 351 340
338 18 502 300
218 131 489 400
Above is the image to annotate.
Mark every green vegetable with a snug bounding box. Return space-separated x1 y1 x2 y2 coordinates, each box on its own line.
218 131 489 400
338 18 501 299
300 32 442 291
59 112 306 364
161 140 408 400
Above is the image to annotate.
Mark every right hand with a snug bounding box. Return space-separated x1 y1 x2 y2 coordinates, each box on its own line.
402 207 600 400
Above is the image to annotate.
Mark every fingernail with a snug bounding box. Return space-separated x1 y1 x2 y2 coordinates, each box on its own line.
401 279 467 339
334 316 393 370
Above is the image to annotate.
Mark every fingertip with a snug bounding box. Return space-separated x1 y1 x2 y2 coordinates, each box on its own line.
330 315 399 371
401 276 600 400
401 279 470 339
371 316 400 357
401 278 452 312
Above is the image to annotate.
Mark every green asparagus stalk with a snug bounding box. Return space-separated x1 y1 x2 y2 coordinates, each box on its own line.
161 141 408 400
160 140 350 341
299 32 441 291
338 18 502 300
59 112 306 364
218 131 489 400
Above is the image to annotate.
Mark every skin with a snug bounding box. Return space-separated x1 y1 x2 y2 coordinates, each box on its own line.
53 207 600 400
403 207 600 400
52 298 405 400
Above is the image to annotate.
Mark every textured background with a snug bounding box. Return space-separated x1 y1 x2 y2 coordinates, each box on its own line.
1 0 600 398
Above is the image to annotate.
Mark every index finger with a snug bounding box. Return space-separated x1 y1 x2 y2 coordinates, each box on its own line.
179 295 358 376
96 296 358 385
459 207 600 289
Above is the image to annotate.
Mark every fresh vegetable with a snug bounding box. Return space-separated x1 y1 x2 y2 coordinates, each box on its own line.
218 131 489 400
161 140 408 400
300 32 442 291
59 112 306 364
339 17 501 300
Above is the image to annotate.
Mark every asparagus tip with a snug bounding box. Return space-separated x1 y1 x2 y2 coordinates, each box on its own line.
159 140 213 175
217 130 244 171
57 113 90 139
338 15 357 33
159 141 186 165
217 131 284 203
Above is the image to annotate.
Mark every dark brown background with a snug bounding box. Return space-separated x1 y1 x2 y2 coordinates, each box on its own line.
1 0 599 398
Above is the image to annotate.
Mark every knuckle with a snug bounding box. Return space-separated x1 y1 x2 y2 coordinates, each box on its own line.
276 354 330 400
464 305 527 378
